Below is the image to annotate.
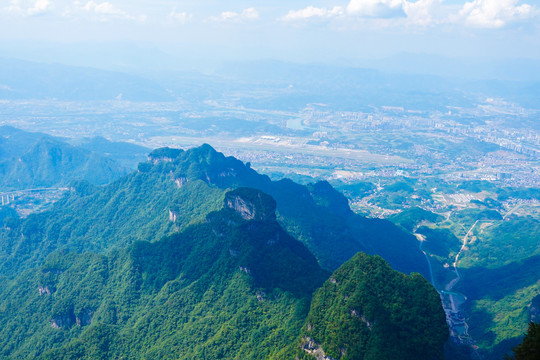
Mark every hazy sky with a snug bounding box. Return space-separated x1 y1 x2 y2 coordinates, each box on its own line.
1 0 539 69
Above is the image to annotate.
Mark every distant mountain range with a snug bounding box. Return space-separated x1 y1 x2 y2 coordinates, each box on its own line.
0 144 448 359
0 57 174 101
2 56 539 110
0 126 148 191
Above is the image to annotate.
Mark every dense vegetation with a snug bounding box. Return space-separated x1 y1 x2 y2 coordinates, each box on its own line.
505 322 540 360
455 216 540 358
0 189 328 359
0 126 127 190
389 206 444 232
0 144 428 279
0 188 447 359
0 143 450 359
292 252 448 360
392 202 540 360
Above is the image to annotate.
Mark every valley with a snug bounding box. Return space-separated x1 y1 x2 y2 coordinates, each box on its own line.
0 59 538 359
1 0 539 356
0 144 448 359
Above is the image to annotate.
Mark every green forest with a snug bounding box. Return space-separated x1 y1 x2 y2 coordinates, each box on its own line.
0 144 450 359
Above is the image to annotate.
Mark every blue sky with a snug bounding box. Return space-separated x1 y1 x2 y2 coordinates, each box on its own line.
0 0 539 71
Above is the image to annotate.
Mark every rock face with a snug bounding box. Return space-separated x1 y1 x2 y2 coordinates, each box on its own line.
38 285 52 296
51 310 76 329
224 188 276 221
169 209 178 222
174 176 187 188
147 147 183 164
302 337 337 360
76 308 93 327
51 307 93 329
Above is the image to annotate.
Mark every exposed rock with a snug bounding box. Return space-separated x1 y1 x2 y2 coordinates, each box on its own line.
224 188 276 221
169 209 178 222
38 285 52 296
360 314 374 330
147 147 183 164
76 308 93 327
51 308 93 328
349 310 374 332
51 310 76 329
218 169 237 178
151 157 172 164
239 266 251 274
302 337 337 360
174 177 188 188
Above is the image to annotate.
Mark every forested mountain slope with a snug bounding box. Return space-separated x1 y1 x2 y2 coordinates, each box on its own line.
0 188 446 359
0 126 128 190
0 144 428 279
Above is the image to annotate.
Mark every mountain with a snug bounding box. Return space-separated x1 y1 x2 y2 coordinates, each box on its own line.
291 252 448 360
0 144 428 279
392 205 540 359
0 57 173 101
0 137 127 191
75 136 150 169
456 216 540 359
0 126 143 191
0 188 447 359
0 126 62 161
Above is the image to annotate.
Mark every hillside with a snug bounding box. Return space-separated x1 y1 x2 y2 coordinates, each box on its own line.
76 136 150 169
391 205 540 359
290 252 448 360
0 144 428 280
0 188 447 359
142 145 429 275
0 188 328 359
0 127 129 191
0 125 62 161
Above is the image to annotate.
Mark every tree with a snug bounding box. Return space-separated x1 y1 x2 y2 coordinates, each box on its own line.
505 322 540 360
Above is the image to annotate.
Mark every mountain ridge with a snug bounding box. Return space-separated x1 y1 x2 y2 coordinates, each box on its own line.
0 144 428 280
0 187 447 359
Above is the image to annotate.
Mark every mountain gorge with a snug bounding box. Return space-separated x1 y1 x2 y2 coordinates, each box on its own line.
0 144 448 359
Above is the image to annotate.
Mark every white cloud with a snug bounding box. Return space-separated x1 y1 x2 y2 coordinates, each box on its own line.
6 0 22 13
28 0 52 15
81 1 147 22
281 6 344 21
84 1 122 16
169 9 192 24
403 0 441 26
459 0 534 28
5 0 53 16
282 1 440 25
213 7 259 22
347 0 406 18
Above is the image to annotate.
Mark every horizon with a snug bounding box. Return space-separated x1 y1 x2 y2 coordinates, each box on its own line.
0 0 539 81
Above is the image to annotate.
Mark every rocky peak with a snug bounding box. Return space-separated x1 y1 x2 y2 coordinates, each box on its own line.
147 147 183 163
224 188 276 221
